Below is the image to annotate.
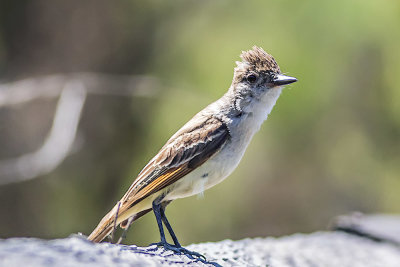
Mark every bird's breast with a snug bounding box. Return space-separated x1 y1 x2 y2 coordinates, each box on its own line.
164 129 254 201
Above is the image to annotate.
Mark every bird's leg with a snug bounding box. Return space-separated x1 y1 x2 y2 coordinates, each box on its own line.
151 200 168 245
159 205 181 247
150 201 206 261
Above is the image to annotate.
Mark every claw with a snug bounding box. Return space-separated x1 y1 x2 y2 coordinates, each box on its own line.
175 246 206 261
148 242 206 261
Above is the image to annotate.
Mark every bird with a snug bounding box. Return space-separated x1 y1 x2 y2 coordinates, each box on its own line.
87 46 297 258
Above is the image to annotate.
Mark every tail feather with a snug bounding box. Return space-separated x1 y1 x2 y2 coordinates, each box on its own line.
87 204 153 243
88 203 119 242
88 223 114 243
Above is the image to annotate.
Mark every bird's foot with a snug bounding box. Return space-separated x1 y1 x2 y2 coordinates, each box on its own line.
149 242 206 261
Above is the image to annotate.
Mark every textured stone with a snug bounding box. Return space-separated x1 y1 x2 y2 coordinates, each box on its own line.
1 231 400 267
333 213 400 245
1 214 400 266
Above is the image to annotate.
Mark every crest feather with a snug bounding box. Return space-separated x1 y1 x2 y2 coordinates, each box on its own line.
232 46 281 85
232 46 283 85
240 46 281 73
238 46 281 73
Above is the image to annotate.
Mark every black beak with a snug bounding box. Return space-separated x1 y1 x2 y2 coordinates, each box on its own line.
272 74 297 86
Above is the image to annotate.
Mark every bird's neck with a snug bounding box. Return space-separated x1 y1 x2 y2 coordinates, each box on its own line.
211 86 282 136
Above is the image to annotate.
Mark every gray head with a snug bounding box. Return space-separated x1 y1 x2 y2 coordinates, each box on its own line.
229 46 297 114
233 46 296 94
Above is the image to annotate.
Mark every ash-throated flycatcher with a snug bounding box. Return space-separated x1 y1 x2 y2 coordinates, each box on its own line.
88 46 297 258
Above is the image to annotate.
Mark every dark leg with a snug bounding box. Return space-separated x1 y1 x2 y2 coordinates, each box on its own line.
150 200 206 261
159 205 181 247
152 200 168 244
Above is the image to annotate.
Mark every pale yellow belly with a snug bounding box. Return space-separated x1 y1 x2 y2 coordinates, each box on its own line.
163 139 247 201
118 127 254 221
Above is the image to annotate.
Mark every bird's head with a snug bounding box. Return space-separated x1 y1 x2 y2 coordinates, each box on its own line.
230 46 297 114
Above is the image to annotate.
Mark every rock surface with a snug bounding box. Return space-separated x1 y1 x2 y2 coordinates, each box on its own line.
1 214 400 267
333 213 400 245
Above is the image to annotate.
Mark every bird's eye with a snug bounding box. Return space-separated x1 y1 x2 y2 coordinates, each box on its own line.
246 74 257 84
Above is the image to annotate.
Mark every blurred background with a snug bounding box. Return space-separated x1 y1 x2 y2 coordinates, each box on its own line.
0 0 399 246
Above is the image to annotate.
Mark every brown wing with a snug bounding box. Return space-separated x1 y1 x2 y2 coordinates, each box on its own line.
88 116 230 242
121 116 230 207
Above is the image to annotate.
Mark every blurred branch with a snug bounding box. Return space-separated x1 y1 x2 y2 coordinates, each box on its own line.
0 73 159 185
0 81 86 184
0 73 158 107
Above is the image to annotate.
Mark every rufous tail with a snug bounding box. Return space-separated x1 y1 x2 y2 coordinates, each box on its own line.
87 202 152 242
87 203 120 242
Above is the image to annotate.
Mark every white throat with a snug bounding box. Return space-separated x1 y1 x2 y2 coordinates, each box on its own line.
214 86 284 162
259 86 282 115
242 86 283 133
